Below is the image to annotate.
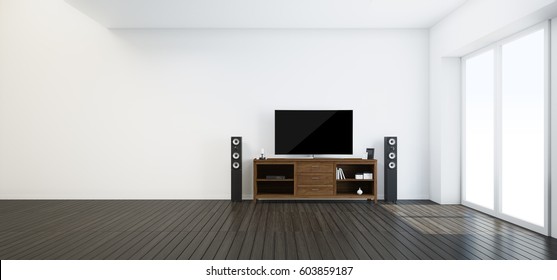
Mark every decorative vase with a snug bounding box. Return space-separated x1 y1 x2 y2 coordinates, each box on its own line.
357 188 363 195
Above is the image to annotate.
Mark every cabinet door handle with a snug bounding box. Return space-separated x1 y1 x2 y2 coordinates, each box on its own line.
311 166 319 168
312 177 319 180
311 189 319 191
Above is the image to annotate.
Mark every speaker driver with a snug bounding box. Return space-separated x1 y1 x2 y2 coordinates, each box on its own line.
232 138 240 146
232 152 240 159
388 152 396 159
388 138 396 145
388 162 396 169
232 162 240 169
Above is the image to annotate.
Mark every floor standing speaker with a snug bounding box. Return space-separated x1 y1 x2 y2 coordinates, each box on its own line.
231 136 242 202
384 136 397 203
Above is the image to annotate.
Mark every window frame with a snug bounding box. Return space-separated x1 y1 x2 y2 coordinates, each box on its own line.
461 21 550 235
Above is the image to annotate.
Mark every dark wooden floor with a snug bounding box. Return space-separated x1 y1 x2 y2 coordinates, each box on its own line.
0 200 556 260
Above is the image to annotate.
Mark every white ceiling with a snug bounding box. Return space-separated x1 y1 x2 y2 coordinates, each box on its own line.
64 0 468 29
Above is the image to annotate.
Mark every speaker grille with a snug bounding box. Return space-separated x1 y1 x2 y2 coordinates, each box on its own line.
384 136 397 203
231 136 242 202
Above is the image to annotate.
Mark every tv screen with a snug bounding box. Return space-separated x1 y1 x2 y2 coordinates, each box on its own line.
275 110 353 155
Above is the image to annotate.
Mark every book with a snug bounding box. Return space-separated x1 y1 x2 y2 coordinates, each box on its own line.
338 168 346 180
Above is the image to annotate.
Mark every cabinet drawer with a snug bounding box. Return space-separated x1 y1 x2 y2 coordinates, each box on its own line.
297 185 334 196
297 173 334 185
297 162 334 173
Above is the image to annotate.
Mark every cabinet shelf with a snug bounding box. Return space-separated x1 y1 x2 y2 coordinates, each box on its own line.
255 194 296 199
334 194 375 199
254 158 377 202
336 179 373 182
256 179 294 182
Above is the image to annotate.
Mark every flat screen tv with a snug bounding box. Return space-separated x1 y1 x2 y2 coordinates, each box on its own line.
275 110 353 155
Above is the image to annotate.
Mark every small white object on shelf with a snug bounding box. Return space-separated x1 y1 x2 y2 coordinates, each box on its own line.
357 188 363 195
363 173 373 180
355 174 364 180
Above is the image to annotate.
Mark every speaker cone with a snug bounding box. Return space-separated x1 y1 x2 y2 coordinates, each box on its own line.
388 152 396 159
232 162 240 169
388 138 396 145
388 162 396 169
232 138 240 146
232 152 240 159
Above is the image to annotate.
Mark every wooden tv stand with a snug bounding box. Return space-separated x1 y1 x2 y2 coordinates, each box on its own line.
253 158 377 203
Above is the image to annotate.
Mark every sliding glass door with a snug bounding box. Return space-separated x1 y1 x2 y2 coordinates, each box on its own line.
462 22 549 234
463 49 495 211
500 28 547 227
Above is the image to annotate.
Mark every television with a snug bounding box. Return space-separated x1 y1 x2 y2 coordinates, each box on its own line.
275 110 353 155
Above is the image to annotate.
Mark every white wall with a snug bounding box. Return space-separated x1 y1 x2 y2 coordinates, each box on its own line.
0 0 430 199
428 56 460 204
429 0 557 204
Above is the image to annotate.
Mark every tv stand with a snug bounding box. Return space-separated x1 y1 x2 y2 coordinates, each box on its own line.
253 158 377 203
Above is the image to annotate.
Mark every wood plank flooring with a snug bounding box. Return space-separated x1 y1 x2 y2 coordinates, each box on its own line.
0 200 556 260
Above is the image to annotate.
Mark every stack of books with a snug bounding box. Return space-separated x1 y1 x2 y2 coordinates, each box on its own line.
336 168 346 180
